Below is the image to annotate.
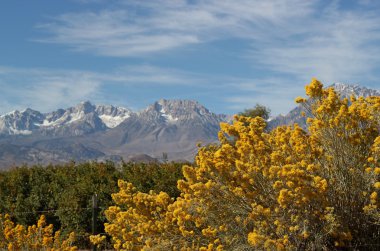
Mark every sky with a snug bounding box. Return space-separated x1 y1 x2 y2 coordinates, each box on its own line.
1 0 380 116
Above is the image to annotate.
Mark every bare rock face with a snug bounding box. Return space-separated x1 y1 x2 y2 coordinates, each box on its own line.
0 101 133 138
0 108 45 136
331 83 380 98
96 99 227 161
40 101 133 136
0 99 229 167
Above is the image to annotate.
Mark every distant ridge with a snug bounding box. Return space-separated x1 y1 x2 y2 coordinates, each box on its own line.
0 101 132 137
0 99 229 168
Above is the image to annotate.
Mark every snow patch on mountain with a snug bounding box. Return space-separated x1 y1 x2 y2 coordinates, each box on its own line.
159 107 178 122
0 111 17 118
331 83 380 97
41 110 85 127
99 114 130 128
67 111 85 124
9 127 32 135
41 119 59 127
0 102 135 136
96 105 132 128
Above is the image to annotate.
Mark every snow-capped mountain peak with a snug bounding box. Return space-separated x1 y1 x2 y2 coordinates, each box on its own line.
41 101 95 128
0 99 233 166
0 108 44 135
330 83 380 98
159 106 178 122
154 100 179 122
0 101 134 136
96 105 132 128
0 99 226 138
154 99 213 120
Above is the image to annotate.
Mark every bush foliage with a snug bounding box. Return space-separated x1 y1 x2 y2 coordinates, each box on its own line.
238 103 271 120
0 161 184 248
0 214 77 250
101 79 380 250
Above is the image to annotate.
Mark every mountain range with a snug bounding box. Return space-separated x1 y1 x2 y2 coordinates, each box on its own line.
0 99 231 168
0 83 378 168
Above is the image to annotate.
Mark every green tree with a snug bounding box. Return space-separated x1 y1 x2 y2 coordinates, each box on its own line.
239 103 271 120
0 160 185 248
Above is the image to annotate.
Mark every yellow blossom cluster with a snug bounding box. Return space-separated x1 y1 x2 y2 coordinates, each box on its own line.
89 234 106 249
101 180 182 250
101 78 380 250
0 214 77 250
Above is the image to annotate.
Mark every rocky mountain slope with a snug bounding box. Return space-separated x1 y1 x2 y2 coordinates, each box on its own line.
0 99 229 168
96 99 228 161
0 101 132 137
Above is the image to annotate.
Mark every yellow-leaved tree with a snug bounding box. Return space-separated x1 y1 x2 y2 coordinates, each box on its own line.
0 214 77 250
99 78 380 250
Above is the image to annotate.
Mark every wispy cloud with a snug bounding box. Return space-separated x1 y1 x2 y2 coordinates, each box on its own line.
20 1 380 115
98 65 200 85
35 1 380 87
35 0 314 56
249 4 380 85
0 65 199 114
0 64 299 116
0 67 100 113
35 9 200 56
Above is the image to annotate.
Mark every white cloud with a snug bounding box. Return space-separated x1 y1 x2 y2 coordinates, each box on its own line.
0 67 100 113
35 0 315 56
0 65 201 114
249 6 380 85
35 1 380 82
35 9 200 56
100 65 200 85
25 1 380 115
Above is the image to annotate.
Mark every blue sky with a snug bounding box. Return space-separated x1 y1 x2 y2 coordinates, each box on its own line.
1 0 380 115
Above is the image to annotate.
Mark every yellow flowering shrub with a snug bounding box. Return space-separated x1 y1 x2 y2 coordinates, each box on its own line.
0 214 77 250
89 234 106 249
102 78 380 250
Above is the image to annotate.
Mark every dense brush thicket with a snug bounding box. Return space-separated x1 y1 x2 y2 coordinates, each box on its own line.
0 161 184 248
100 79 380 250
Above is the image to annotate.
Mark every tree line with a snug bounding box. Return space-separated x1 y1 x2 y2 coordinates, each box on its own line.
0 160 184 248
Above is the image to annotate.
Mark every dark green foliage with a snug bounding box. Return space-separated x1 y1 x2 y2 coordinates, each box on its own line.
238 103 271 120
121 161 185 198
0 160 185 248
